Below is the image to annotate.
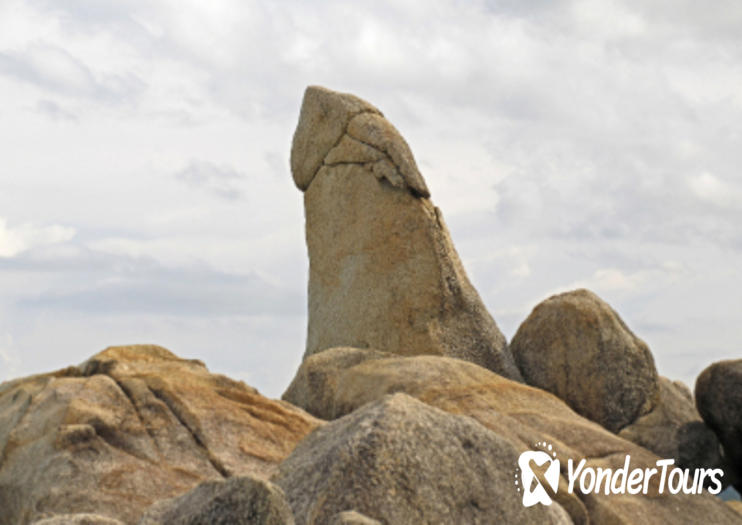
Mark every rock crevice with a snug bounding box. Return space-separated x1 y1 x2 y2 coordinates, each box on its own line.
146 384 231 478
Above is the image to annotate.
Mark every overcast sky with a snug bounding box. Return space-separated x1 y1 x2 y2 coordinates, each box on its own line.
1 0 741 398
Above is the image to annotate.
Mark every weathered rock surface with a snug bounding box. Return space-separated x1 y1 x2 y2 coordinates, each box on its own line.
509 289 660 432
280 347 740 524
274 393 571 525
619 377 723 472
291 85 521 381
282 346 394 419
291 85 381 192
696 359 742 491
328 511 381 525
0 345 320 525
3 343 738 525
728 500 742 517
32 515 125 525
138 475 294 525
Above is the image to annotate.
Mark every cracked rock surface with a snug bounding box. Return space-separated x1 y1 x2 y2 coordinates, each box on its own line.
0 345 320 525
291 85 521 381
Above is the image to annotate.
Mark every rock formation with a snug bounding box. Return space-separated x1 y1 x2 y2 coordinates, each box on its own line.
290 85 521 381
4 342 738 525
32 516 125 525
2 86 739 524
279 346 740 524
0 345 319 525
274 393 572 525
696 359 742 491
508 289 724 481
619 377 723 473
509 288 660 432
138 475 294 525
282 346 393 419
328 511 381 525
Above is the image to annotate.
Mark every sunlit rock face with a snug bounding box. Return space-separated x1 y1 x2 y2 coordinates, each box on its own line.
291 85 521 381
0 345 320 525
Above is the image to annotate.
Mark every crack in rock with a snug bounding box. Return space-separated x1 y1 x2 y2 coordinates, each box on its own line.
147 384 231 478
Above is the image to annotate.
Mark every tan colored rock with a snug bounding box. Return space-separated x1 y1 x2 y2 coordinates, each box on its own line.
328 511 381 525
32 515 125 525
324 135 385 165
0 345 320 525
274 393 572 525
290 85 380 190
280 347 739 524
282 347 393 419
292 85 521 381
138 475 294 525
728 500 742 517
509 289 660 432
619 377 723 472
420 365 738 525
345 112 429 196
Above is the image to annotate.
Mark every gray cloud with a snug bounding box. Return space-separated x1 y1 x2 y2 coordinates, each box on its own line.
6 245 300 317
0 44 144 104
27 0 150 27
35 99 78 121
174 160 247 200
18 271 300 317
2 0 742 397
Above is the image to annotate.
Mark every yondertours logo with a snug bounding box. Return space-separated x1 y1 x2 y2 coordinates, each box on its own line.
515 441 560 507
515 441 724 507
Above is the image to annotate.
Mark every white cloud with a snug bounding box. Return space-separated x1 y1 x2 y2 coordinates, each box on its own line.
571 0 647 39
0 217 75 258
0 333 20 382
1 0 742 396
560 264 686 296
688 172 741 209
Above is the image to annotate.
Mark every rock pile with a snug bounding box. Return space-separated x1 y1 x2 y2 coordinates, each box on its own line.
1 86 739 524
0 345 319 525
283 347 735 524
508 289 723 473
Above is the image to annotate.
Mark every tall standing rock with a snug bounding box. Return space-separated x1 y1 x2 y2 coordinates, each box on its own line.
291 86 521 380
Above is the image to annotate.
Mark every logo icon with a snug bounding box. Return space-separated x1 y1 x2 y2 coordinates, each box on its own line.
516 442 560 507
514 440 725 507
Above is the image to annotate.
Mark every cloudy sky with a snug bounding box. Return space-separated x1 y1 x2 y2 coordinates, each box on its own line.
1 0 741 398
